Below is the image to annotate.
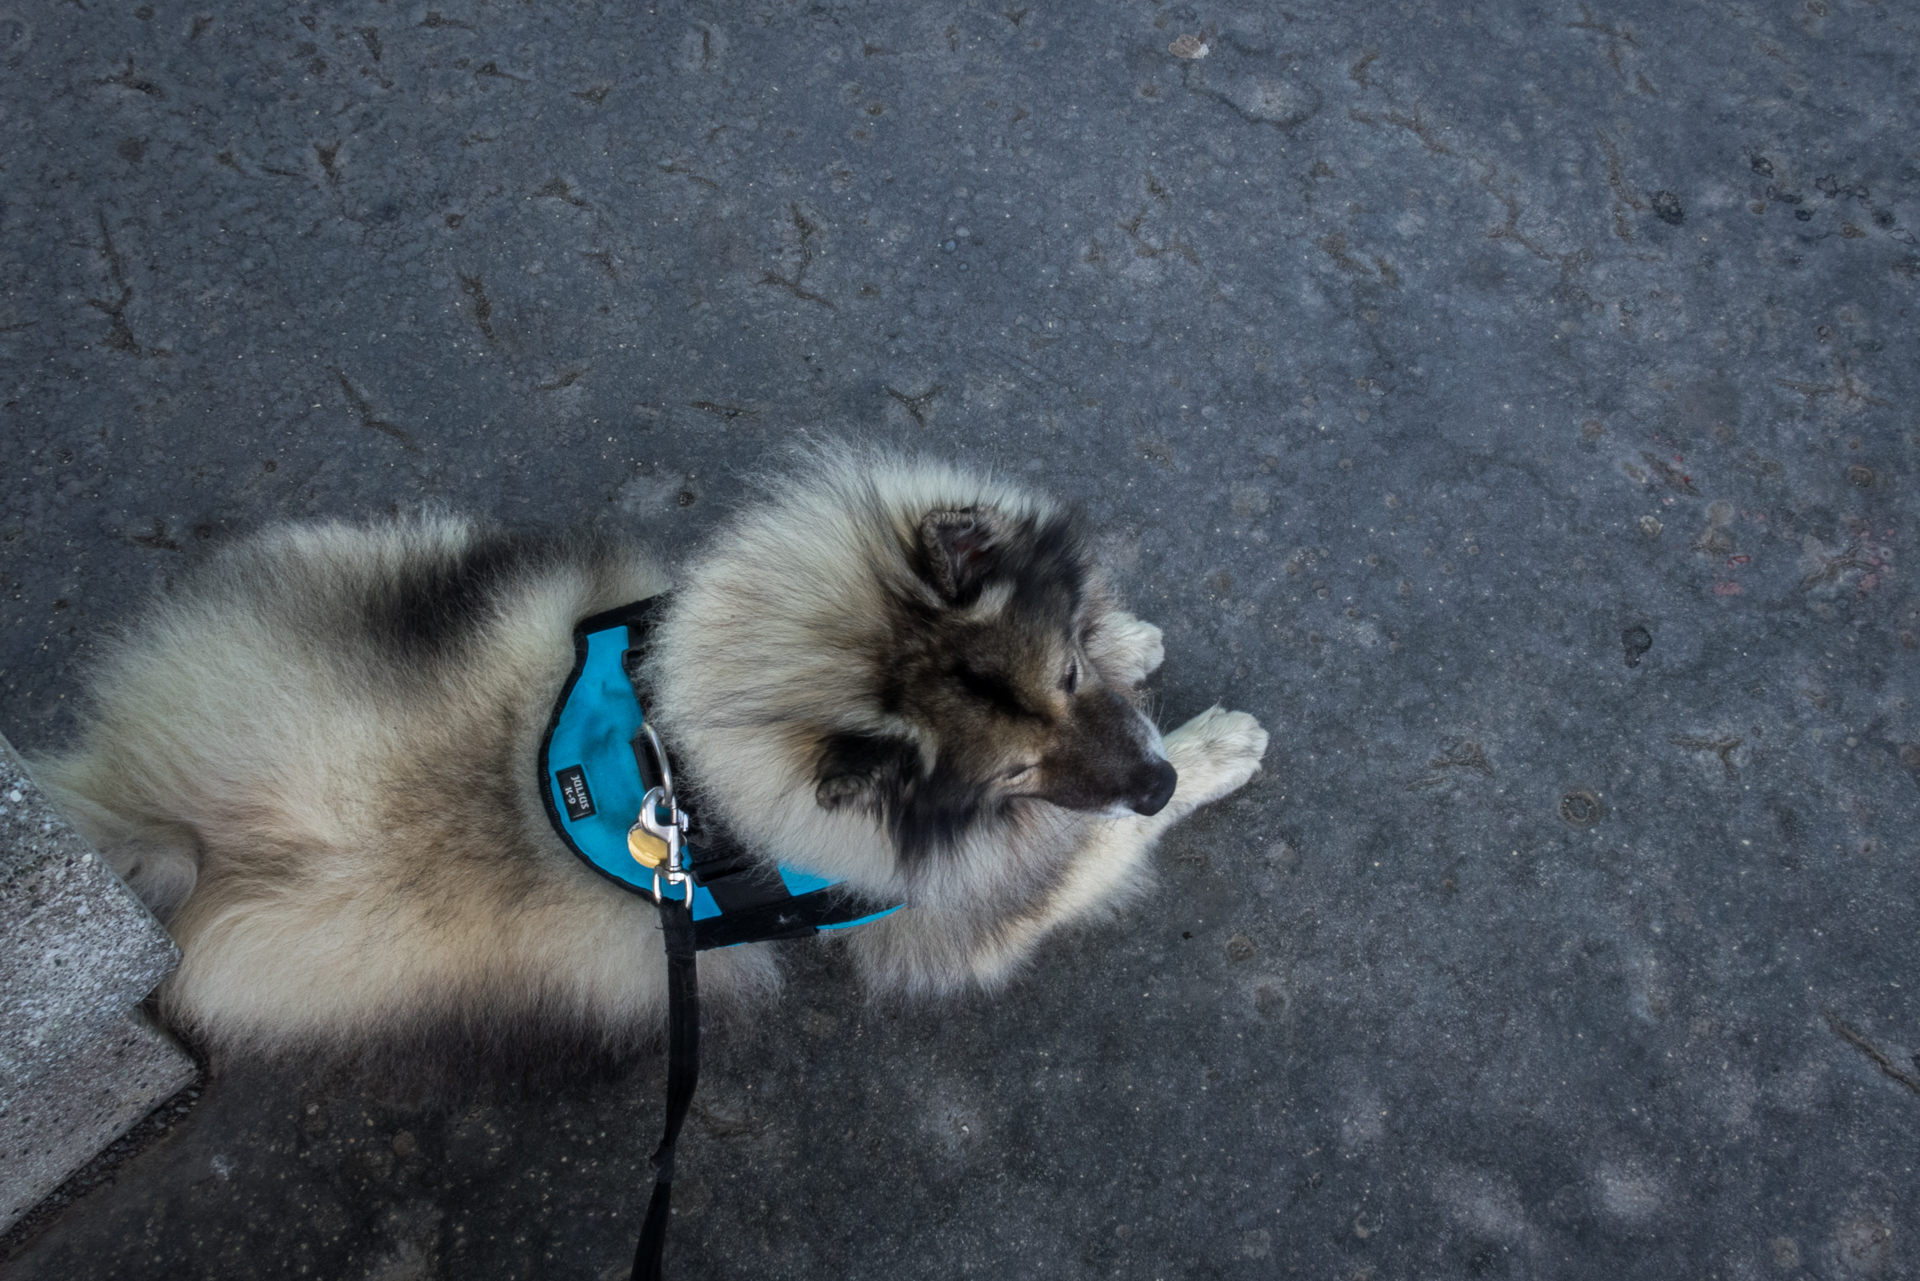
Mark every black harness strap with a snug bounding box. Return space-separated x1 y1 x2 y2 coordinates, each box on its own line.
681 826 792 915
633 898 699 1281
693 886 898 950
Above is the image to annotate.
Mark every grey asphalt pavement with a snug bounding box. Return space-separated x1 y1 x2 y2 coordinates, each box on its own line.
2 1 1917 1277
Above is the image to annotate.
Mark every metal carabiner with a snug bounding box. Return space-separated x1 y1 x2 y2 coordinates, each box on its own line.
636 723 676 809
629 785 691 904
627 722 694 903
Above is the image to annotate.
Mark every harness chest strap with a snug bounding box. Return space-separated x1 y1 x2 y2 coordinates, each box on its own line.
536 597 903 1279
537 597 902 944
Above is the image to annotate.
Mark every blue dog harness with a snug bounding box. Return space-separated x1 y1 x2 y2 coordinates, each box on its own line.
537 597 902 1281
538 598 901 947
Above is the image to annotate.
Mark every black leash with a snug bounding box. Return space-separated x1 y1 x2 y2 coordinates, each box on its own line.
628 871 896 1279
633 896 699 1281
532 598 901 1278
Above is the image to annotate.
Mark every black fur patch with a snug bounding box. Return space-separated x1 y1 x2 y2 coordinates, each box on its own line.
814 730 920 813
361 530 607 659
888 755 997 863
999 509 1089 630
951 664 1042 721
909 507 1091 622
813 730 999 864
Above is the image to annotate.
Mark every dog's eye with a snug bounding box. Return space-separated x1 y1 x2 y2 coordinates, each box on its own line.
1062 660 1078 694
1003 763 1036 780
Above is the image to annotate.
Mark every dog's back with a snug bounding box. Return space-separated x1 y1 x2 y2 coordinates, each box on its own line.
34 517 689 1068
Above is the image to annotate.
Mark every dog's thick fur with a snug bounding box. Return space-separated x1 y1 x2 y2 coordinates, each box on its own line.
32 448 1267 1079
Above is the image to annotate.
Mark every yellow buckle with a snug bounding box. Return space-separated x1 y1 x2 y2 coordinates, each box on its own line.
628 824 672 869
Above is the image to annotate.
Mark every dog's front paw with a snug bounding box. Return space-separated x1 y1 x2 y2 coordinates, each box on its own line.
1095 612 1165 686
1164 705 1268 810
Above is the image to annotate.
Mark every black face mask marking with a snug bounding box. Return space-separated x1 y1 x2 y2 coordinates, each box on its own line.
809 502 1175 864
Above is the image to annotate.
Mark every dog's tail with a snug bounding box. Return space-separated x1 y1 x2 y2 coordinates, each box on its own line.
26 752 202 922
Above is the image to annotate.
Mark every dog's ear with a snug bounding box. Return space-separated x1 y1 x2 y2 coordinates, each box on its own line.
814 729 919 814
917 508 1002 604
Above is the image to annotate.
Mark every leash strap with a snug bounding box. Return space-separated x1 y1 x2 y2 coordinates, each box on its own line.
628 879 895 1281
538 596 904 1277
634 897 700 1281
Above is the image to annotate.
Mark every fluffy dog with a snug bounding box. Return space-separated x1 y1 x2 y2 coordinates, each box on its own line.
32 448 1268 1080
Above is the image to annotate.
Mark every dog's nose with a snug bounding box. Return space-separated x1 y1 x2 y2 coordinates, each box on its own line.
1129 758 1178 816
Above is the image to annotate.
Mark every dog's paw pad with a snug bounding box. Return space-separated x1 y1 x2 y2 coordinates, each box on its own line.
1165 706 1269 807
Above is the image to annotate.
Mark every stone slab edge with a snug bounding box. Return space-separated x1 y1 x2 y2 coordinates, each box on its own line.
0 732 196 1232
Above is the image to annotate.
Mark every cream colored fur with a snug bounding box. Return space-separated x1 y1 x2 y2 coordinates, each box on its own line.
33 449 1267 1065
647 446 1269 998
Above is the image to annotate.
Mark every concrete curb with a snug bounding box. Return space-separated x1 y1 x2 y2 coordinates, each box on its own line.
0 734 196 1232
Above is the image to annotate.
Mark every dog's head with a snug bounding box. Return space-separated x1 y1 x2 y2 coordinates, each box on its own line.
812 504 1175 861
